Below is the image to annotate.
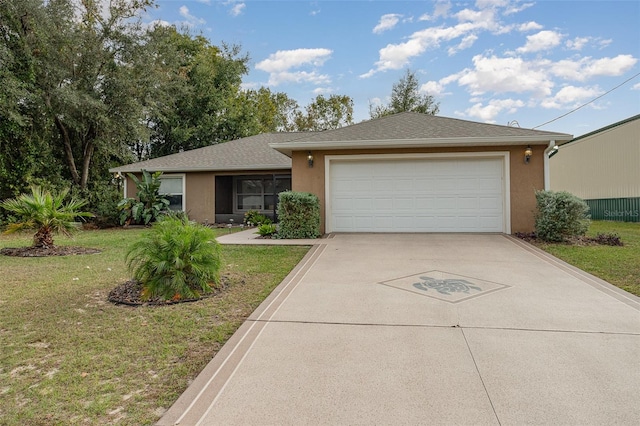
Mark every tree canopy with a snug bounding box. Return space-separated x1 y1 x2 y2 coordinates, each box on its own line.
0 0 356 223
370 69 440 119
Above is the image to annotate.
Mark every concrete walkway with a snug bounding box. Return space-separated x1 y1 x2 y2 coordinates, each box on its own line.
158 233 640 425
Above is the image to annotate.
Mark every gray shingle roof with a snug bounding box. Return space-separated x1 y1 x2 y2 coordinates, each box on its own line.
270 112 573 154
111 113 574 173
110 132 312 173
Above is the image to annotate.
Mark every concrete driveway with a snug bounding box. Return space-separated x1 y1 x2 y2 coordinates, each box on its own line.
158 233 640 425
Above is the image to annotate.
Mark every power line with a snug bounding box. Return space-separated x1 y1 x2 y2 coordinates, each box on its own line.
532 71 640 129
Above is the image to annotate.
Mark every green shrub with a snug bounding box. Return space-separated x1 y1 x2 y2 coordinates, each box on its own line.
256 223 277 237
535 190 590 242
0 185 93 248
243 210 272 226
117 170 170 225
276 191 320 239
125 216 221 301
72 181 121 228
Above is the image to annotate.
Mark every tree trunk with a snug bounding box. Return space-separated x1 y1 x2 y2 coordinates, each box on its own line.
80 140 94 190
33 227 54 249
54 115 81 185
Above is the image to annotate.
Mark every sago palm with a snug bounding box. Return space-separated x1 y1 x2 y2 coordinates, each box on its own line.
125 217 221 301
1 186 94 248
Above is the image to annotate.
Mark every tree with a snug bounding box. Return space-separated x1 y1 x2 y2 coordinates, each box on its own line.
241 87 300 133
293 94 354 131
143 26 252 158
370 69 440 118
0 0 64 200
0 186 94 248
0 0 152 190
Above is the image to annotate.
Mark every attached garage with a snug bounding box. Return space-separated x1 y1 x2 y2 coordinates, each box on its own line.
271 112 573 235
327 154 508 233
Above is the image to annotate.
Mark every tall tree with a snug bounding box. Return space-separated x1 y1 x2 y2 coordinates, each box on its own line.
370 69 440 119
0 0 152 190
144 26 252 158
0 0 63 199
241 87 300 133
292 94 354 131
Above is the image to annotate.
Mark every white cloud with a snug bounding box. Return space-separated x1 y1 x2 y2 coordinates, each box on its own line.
421 81 447 96
518 21 543 32
475 0 510 9
565 36 590 51
465 98 525 122
256 48 333 86
598 39 613 49
420 1 451 21
552 55 638 81
195 0 211 4
179 6 205 25
448 34 478 56
265 71 331 86
364 1 534 77
541 85 603 109
373 14 402 34
313 87 334 95
516 30 562 53
632 83 640 91
504 1 535 15
230 2 245 16
457 55 555 97
257 48 332 73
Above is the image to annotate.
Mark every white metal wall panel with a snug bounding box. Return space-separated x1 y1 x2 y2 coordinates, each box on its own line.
551 118 640 199
329 157 505 233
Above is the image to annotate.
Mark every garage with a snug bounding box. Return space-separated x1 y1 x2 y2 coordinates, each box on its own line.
327 154 508 233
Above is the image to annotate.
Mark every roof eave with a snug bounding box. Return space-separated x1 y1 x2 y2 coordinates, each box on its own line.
269 135 573 156
109 164 291 173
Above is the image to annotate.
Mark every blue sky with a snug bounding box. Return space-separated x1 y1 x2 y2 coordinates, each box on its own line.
145 0 640 137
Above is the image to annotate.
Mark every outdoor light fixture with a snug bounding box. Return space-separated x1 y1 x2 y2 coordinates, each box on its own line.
524 146 533 164
307 151 314 168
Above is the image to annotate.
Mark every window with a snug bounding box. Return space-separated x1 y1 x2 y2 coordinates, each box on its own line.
159 175 185 211
234 175 291 212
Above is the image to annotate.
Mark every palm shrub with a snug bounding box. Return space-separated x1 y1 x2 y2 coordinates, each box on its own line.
535 190 590 242
0 185 93 248
125 216 222 301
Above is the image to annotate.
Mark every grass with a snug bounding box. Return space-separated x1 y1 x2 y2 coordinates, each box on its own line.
0 227 309 425
534 220 640 297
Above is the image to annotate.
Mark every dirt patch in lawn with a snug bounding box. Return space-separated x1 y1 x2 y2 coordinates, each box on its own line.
0 245 101 257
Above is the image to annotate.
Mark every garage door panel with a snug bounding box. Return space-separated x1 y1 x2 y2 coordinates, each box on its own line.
330 157 505 233
353 197 373 210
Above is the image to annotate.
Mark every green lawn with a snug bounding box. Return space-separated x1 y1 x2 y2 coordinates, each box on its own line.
0 228 309 425
535 221 640 297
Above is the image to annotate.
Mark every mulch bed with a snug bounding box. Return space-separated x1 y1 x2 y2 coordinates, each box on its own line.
515 232 623 246
0 246 101 257
108 276 233 306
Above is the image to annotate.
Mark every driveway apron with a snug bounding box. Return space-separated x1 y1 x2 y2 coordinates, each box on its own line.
158 233 640 426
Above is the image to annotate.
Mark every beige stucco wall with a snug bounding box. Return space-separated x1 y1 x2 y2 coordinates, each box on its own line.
550 118 640 199
292 145 546 234
185 172 215 223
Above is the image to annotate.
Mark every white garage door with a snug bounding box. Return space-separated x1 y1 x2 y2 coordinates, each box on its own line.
329 156 506 233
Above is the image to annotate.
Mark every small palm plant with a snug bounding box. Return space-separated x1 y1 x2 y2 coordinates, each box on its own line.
0 186 94 248
125 216 221 301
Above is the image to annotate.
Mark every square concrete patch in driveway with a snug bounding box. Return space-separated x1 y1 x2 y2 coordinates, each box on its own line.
380 270 510 303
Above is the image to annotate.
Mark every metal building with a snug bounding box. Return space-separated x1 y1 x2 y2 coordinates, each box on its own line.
550 114 640 222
